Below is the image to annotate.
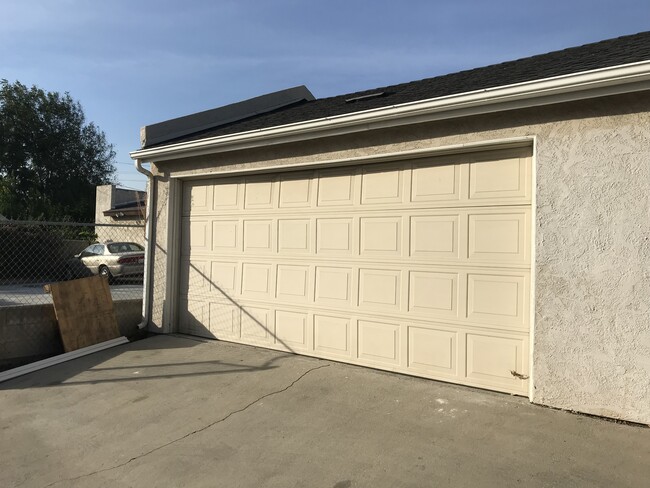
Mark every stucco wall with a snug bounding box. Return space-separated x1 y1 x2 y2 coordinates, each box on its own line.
150 92 650 424
95 185 146 245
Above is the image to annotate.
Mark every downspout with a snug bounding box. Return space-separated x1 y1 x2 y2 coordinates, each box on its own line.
134 158 154 330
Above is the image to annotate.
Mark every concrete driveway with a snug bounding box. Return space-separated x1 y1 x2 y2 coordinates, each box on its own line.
1 335 648 488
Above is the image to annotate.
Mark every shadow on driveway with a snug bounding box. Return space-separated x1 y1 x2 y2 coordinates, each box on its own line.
1 334 648 488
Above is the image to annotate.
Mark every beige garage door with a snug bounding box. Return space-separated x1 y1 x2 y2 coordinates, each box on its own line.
179 148 532 394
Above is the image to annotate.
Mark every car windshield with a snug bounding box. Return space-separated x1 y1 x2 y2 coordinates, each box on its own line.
107 242 144 253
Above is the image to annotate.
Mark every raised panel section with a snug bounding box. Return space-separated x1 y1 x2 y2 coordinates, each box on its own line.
210 261 238 295
317 172 355 206
466 334 526 390
180 259 209 295
360 217 401 256
275 310 307 348
243 220 273 253
183 182 210 215
316 218 353 255
358 320 400 365
179 300 208 336
314 315 350 357
315 267 352 305
244 180 275 209
469 157 527 201
408 271 458 317
408 326 457 375
276 265 309 302
278 219 310 254
182 219 210 255
358 269 400 310
241 306 271 341
212 220 239 252
409 215 459 260
212 181 240 210
411 163 460 202
279 177 311 208
241 263 272 298
209 302 240 337
469 211 528 263
361 167 403 204
467 273 527 327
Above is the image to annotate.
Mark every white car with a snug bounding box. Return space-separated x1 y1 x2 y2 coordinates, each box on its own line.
68 242 144 283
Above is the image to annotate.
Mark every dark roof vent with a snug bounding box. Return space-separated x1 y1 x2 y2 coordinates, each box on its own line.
345 92 386 103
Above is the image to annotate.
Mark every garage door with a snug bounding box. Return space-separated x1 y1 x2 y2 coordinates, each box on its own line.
179 148 532 394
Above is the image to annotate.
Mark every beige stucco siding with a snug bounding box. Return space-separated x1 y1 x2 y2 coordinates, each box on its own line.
149 92 650 424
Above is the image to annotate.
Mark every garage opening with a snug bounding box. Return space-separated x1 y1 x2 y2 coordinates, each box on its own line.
178 147 532 394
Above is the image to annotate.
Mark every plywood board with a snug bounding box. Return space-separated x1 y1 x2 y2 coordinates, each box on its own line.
49 275 120 352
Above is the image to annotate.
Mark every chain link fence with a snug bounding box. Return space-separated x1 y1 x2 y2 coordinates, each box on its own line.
0 220 146 371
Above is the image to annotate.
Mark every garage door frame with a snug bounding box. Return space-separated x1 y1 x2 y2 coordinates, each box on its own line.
163 136 537 398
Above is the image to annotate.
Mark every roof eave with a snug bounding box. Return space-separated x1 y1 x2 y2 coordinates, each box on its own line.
130 60 650 163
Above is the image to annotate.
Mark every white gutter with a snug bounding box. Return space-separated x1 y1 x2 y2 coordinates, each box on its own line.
130 60 650 162
134 159 155 330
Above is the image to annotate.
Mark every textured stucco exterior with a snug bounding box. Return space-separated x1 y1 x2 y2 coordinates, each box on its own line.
95 185 146 245
147 92 650 424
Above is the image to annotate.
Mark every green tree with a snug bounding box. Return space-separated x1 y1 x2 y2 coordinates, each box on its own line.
0 80 116 221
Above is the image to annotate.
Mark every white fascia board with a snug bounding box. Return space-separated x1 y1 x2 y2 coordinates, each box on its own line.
130 61 650 162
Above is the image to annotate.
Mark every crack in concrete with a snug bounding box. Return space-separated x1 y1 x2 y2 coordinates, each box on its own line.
40 363 330 488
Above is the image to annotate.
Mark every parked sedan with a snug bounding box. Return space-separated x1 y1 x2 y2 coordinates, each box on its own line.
67 242 144 283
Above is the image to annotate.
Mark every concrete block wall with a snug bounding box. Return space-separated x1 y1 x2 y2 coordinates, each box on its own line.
0 300 143 371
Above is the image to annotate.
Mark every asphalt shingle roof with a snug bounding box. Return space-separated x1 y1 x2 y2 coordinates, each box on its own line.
147 31 650 148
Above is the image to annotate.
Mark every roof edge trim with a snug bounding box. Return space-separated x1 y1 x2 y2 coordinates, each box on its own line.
131 61 650 162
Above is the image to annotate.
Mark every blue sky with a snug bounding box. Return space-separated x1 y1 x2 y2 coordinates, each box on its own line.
2 0 648 190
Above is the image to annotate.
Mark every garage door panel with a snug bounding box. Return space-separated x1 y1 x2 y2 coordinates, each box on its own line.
315 266 353 306
275 310 309 350
361 165 404 205
411 162 461 202
180 258 210 296
469 156 529 201
244 179 276 209
279 176 313 208
317 170 357 206
209 261 239 295
180 149 532 395
243 219 274 253
212 181 241 210
467 272 529 327
182 218 211 255
209 301 240 338
466 333 528 392
183 181 212 215
314 314 351 358
240 305 272 342
179 299 210 336
278 219 312 254
468 209 530 264
358 319 400 366
407 326 458 377
211 220 240 253
241 263 273 299
408 271 459 318
276 264 310 303
360 217 402 256
358 268 401 311
316 218 354 255
409 214 460 260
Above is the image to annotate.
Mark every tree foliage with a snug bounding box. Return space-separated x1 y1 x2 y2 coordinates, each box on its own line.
0 80 116 221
